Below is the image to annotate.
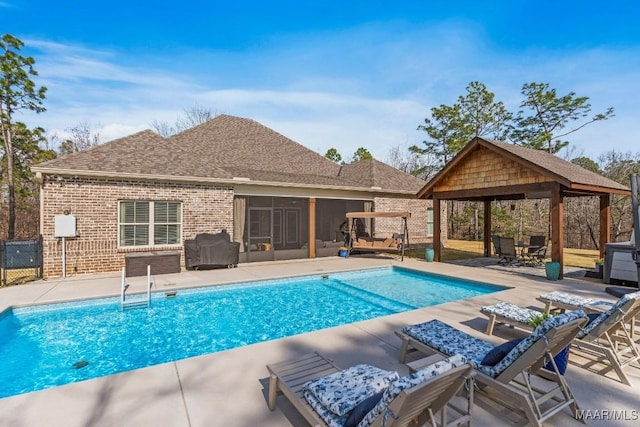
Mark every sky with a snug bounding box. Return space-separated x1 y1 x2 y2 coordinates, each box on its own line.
3 0 640 164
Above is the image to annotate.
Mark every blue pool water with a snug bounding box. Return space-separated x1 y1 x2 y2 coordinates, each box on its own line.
0 267 505 398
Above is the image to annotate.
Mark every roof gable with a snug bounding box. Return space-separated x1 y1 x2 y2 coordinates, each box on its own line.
169 115 341 177
431 143 554 193
418 137 630 199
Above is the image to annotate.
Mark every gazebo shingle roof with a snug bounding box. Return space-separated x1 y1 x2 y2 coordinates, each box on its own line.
418 137 630 199
485 139 629 192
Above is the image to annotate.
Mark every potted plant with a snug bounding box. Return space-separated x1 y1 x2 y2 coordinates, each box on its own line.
595 258 604 273
528 311 553 327
528 312 570 375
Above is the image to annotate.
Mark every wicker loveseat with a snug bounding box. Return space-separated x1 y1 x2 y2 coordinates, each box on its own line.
184 231 240 270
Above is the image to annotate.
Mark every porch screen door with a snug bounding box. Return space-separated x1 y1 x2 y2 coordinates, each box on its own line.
248 207 272 251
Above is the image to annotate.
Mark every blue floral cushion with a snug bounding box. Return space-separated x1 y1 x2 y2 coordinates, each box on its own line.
303 364 399 417
481 302 540 324
402 310 587 378
402 320 494 367
481 338 523 366
303 389 347 427
358 354 468 427
576 291 640 339
539 291 596 307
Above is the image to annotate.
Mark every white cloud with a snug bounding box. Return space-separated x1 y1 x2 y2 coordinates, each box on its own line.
18 21 640 165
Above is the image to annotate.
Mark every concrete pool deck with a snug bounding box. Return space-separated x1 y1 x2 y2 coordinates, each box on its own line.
0 256 638 426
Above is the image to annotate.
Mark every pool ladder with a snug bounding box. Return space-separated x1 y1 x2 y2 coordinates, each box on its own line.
120 265 152 310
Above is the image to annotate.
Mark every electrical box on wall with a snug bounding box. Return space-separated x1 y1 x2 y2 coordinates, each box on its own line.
54 214 77 238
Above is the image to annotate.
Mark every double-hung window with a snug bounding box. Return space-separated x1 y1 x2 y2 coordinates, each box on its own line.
119 200 182 247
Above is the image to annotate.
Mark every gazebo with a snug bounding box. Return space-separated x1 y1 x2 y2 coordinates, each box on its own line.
417 137 631 279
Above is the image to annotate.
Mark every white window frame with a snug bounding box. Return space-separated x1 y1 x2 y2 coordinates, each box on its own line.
426 208 434 237
118 200 182 248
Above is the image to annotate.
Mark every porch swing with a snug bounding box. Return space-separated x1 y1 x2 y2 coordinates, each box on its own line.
345 211 410 261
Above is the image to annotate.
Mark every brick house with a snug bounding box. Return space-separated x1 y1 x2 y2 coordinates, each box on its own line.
32 115 437 277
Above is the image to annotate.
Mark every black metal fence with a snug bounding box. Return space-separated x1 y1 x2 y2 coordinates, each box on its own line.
0 236 43 286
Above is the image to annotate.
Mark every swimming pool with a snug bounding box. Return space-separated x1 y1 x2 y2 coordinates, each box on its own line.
0 267 505 398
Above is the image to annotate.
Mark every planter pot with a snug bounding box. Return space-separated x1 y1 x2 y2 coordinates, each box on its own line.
545 261 560 281
425 248 435 262
544 346 570 375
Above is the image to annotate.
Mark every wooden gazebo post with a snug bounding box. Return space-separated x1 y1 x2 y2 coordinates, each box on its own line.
433 198 441 262
550 184 565 279
599 194 611 260
483 199 492 257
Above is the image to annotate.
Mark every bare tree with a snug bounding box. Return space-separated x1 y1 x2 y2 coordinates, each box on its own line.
58 121 102 154
150 119 176 138
179 103 216 129
600 150 640 241
151 103 217 137
565 196 600 249
387 144 439 181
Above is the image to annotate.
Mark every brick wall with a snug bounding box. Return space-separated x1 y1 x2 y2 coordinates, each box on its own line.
373 197 445 245
41 178 233 277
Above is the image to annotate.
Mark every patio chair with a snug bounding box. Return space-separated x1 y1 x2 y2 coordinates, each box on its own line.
528 246 547 265
498 237 519 265
484 292 640 386
491 234 502 259
266 351 473 427
395 310 588 427
523 235 547 266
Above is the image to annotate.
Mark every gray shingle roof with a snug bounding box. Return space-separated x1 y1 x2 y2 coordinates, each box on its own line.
339 158 425 192
33 114 421 194
418 137 630 198
483 138 630 192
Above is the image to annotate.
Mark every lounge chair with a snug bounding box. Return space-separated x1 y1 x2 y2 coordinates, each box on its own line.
480 302 540 335
266 351 473 427
539 290 639 337
395 310 588 427
482 291 640 386
537 291 615 314
571 291 640 386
